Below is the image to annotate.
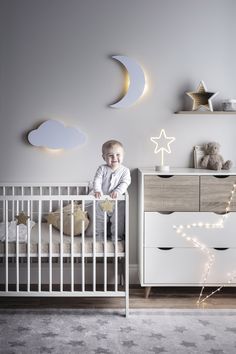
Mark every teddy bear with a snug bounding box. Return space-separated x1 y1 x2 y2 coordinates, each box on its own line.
200 142 232 170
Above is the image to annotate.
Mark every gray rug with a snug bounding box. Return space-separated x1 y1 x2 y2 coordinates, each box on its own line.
1 309 236 353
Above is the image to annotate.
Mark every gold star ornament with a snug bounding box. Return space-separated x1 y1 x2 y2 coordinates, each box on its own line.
100 199 114 213
16 212 30 225
186 81 218 111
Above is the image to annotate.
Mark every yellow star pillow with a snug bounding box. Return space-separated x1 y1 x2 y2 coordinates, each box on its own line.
46 203 89 236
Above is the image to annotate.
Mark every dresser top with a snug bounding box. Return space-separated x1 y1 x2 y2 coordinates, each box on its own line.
138 167 236 176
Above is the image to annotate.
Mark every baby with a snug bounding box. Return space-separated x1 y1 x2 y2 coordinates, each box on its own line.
93 140 131 240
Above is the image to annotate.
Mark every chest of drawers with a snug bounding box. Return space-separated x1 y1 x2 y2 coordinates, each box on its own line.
138 168 236 297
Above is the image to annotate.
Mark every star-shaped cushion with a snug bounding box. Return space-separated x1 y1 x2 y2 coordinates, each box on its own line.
100 199 114 213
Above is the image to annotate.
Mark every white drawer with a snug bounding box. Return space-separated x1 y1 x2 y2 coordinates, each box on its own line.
144 247 206 284
144 212 236 248
144 247 236 285
207 248 236 283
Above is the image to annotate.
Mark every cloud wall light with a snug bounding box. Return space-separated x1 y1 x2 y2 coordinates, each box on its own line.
28 120 86 150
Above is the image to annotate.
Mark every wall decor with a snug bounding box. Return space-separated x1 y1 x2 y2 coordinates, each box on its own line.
222 99 236 112
193 145 205 168
150 129 175 171
28 120 86 150
110 55 146 108
186 81 218 112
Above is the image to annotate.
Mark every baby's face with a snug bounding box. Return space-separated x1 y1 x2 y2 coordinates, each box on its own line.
103 145 124 170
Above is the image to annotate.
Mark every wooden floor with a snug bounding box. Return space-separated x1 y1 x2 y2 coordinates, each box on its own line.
1 287 236 309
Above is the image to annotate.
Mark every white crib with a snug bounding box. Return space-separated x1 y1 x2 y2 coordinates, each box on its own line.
0 183 129 316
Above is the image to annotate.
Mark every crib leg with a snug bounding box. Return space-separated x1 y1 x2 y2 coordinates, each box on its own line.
119 257 124 286
125 290 129 318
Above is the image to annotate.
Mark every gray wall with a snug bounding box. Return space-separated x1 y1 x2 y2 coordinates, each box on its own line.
1 0 236 265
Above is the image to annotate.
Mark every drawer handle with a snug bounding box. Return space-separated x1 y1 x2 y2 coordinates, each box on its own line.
213 247 229 251
213 211 229 215
157 211 174 215
157 175 173 178
213 175 229 179
157 247 174 251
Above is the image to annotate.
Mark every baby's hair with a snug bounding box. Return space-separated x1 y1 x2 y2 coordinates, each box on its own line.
102 140 124 155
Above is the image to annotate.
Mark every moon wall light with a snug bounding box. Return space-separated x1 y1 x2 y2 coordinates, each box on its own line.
110 55 146 108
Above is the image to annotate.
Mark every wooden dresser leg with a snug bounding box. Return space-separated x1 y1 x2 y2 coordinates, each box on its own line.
145 287 151 298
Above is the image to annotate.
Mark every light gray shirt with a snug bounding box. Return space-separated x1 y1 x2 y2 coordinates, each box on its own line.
93 164 131 195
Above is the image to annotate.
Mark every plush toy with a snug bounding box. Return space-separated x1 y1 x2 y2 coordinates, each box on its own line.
200 142 232 170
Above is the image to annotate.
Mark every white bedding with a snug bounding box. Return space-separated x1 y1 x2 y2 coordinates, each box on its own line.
0 221 35 242
0 222 125 255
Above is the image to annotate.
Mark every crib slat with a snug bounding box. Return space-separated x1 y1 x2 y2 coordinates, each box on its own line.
71 202 74 292
104 211 107 292
60 200 63 292
38 200 42 292
125 193 129 317
30 188 33 219
5 200 8 292
12 188 15 221
16 201 19 292
27 200 30 292
93 200 96 292
114 200 118 292
49 199 52 292
3 187 6 222
81 200 85 292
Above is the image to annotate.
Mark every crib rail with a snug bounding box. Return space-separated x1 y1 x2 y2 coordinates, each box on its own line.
0 184 129 316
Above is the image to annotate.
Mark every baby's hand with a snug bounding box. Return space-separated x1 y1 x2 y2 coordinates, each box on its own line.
95 192 102 199
110 191 118 199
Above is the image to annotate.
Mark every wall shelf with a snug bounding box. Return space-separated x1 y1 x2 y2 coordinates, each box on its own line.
175 111 236 115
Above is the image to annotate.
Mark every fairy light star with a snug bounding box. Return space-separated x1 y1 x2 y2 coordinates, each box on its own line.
173 182 236 304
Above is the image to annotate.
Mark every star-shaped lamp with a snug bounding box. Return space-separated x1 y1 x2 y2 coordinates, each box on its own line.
16 212 30 225
150 129 176 171
186 81 218 111
100 199 114 213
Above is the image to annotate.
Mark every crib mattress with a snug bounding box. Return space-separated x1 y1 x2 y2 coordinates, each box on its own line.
0 222 125 256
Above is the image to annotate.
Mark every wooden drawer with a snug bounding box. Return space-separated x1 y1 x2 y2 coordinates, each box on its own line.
200 175 236 212
144 212 236 248
144 175 199 212
144 247 236 285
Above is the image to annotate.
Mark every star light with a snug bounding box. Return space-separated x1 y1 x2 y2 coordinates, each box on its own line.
150 129 175 171
186 81 218 112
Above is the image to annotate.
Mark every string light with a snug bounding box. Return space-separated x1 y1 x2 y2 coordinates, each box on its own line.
173 181 236 304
